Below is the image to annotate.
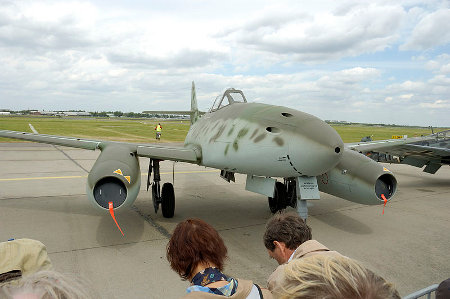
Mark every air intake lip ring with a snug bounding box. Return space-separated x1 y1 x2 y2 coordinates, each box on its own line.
93 176 127 209
375 173 397 201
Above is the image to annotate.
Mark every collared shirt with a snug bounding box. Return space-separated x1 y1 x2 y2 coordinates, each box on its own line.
287 247 299 262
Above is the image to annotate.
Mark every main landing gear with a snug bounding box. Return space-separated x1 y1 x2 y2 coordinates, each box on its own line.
268 176 319 221
268 179 297 213
147 159 175 218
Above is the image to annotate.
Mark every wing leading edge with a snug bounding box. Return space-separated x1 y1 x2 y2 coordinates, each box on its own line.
0 129 201 163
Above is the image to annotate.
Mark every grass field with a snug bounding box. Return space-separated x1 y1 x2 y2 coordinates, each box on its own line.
0 116 190 143
0 115 447 143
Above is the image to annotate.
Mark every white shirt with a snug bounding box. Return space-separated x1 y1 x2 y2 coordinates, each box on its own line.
287 247 298 262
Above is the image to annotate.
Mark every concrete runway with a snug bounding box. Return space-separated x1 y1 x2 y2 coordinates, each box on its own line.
0 142 449 298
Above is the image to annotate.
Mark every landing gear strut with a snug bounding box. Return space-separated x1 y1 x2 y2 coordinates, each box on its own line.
147 159 175 218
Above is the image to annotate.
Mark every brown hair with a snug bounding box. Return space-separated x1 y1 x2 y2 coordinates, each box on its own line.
264 211 312 251
278 255 400 299
166 218 228 280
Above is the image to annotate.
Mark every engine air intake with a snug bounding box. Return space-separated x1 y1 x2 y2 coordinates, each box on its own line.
375 174 396 200
93 177 127 209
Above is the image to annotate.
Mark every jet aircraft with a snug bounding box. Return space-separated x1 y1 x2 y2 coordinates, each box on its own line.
348 130 450 174
0 83 397 220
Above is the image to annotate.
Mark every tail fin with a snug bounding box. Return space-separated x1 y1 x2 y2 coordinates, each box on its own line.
190 81 200 125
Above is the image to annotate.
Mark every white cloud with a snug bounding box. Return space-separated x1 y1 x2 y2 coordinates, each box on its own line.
218 3 405 62
400 94 414 100
0 0 449 127
401 9 450 50
440 63 450 74
0 1 100 51
419 100 450 108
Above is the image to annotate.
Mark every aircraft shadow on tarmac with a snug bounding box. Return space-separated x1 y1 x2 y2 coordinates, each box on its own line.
313 211 372 235
95 211 146 248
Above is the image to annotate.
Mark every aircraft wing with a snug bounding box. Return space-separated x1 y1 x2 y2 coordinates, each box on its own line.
347 130 450 174
142 110 206 115
0 130 201 163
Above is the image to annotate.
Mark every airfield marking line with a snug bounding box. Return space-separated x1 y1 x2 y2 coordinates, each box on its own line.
47 237 170 255
0 170 219 182
130 205 172 238
53 145 90 173
27 124 91 173
28 123 38 134
216 222 267 232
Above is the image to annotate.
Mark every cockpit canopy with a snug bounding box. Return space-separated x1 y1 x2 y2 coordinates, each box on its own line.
209 88 247 112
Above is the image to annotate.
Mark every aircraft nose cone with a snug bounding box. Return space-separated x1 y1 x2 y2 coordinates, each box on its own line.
288 117 343 176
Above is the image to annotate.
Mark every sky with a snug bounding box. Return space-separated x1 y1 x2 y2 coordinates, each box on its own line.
0 0 449 127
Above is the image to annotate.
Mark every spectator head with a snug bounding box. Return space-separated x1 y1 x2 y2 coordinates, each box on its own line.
166 218 227 280
0 270 96 299
436 278 450 299
277 255 400 299
0 239 52 286
263 212 312 265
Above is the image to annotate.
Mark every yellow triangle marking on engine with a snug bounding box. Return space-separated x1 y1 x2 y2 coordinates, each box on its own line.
383 167 389 172
113 169 123 175
124 176 131 183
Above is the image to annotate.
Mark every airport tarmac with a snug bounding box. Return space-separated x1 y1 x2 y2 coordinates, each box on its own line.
0 142 449 298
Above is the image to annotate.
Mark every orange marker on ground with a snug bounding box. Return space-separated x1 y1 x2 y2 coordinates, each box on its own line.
381 194 387 215
109 202 124 236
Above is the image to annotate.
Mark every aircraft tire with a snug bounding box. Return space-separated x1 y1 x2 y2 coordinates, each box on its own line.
161 183 175 218
268 182 287 213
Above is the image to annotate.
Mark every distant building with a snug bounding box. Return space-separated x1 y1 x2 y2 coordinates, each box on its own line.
0 111 11 115
39 110 58 116
63 111 91 116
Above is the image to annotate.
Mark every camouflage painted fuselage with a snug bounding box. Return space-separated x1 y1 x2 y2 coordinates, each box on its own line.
184 102 344 177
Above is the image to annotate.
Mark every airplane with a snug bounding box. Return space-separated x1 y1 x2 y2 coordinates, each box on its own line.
0 82 397 222
348 130 450 174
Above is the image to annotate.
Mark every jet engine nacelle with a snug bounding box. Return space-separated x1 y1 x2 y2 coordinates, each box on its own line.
87 144 141 210
317 149 397 205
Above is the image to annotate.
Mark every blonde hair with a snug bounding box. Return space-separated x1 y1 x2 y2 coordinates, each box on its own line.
1 270 96 299
277 255 400 299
